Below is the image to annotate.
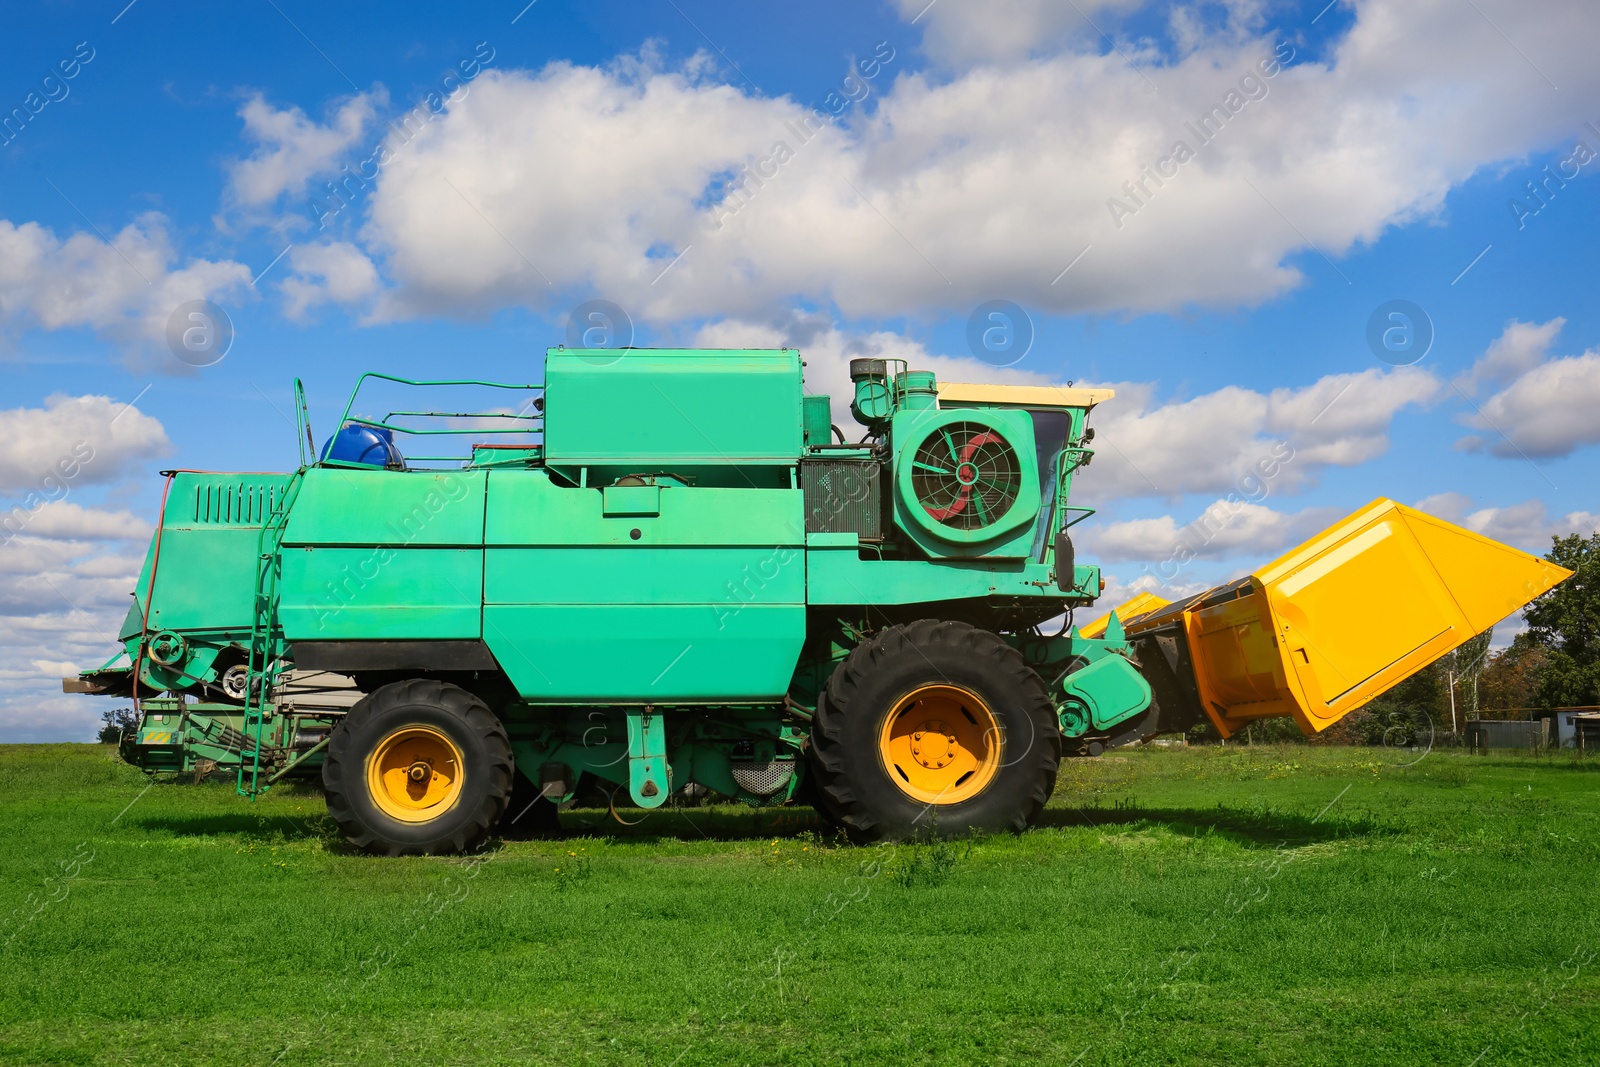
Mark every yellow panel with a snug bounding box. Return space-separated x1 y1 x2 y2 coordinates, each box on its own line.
1079 591 1171 638
1402 508 1575 632
1189 593 1285 710
937 382 1115 409
1270 518 1463 709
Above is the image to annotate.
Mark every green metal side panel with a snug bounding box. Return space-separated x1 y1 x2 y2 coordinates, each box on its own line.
484 473 802 545
144 528 266 633
139 472 293 634
484 605 801 701
278 548 483 639
543 348 803 465
280 468 487 546
272 468 487 641
483 470 806 701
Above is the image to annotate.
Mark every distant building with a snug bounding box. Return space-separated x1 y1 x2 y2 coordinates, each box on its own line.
1551 709 1600 749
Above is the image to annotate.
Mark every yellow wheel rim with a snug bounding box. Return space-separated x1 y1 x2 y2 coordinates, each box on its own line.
365 726 465 823
877 683 1000 804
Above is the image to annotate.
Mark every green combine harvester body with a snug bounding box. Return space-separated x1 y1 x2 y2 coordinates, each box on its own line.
74 348 1571 852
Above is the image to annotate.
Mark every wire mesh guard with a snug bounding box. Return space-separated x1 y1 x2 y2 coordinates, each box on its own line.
730 760 796 796
909 422 1021 530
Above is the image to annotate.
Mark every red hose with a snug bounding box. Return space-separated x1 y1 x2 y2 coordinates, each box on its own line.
132 472 177 716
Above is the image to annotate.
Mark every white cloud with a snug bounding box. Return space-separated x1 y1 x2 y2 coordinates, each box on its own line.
1 501 151 543
1465 347 1600 460
1082 366 1437 501
0 527 145 742
0 214 252 359
1413 492 1599 553
1455 320 1600 458
280 241 382 321
1095 568 1218 614
891 0 1146 67
228 90 384 208
689 312 1042 424
1455 317 1564 395
1083 498 1342 563
0 406 164 742
345 0 1600 325
0 394 169 499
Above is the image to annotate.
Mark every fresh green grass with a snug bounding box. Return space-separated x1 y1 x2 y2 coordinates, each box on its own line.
2 743 1598 1066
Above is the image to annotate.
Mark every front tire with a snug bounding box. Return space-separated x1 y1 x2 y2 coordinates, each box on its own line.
807 620 1059 843
323 678 513 855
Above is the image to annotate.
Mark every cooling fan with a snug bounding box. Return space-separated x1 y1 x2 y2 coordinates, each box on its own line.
909 422 1022 531
893 408 1041 552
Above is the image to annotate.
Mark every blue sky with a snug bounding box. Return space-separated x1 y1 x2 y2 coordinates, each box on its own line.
2 0 1597 741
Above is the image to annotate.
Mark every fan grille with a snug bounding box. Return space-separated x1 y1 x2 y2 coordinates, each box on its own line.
909 422 1021 531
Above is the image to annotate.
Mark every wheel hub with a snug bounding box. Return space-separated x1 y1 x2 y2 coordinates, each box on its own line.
365 726 464 823
878 684 1001 805
909 721 958 769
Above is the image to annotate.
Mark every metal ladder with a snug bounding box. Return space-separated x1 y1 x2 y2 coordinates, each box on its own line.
237 468 306 798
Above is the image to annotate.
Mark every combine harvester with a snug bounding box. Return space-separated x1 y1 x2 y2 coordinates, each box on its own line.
70 350 1570 852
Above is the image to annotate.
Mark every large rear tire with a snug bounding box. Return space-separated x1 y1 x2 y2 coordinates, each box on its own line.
806 620 1059 843
323 678 513 855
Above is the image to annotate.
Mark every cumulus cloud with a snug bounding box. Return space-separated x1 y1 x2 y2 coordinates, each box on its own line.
1414 492 1599 552
689 312 1042 424
0 519 146 742
343 0 1600 325
0 605 140 743
227 90 384 208
1083 498 1342 563
894 0 1146 67
0 402 165 742
280 241 382 321
1 501 152 543
0 394 169 498
1081 366 1437 501
1454 319 1600 459
0 214 251 359
1455 317 1564 396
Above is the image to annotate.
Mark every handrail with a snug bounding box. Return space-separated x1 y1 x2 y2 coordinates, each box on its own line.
327 374 546 466
294 379 316 467
345 416 538 437
334 373 543 435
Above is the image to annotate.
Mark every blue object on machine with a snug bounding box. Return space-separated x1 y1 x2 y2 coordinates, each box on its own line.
320 423 403 469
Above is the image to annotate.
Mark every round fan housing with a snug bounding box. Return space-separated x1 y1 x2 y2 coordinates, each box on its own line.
893 408 1041 548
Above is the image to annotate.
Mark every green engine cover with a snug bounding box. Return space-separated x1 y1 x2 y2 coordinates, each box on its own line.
543 348 803 468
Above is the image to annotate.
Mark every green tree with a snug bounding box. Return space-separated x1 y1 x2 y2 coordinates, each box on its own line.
97 706 139 744
1522 532 1600 709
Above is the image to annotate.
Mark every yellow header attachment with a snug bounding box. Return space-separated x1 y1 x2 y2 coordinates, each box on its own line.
1080 591 1171 638
1122 498 1573 738
937 382 1115 409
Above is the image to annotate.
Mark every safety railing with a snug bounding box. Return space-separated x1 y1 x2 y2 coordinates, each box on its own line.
329 373 546 467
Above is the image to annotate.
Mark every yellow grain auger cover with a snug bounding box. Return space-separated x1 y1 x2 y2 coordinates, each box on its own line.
1098 499 1573 739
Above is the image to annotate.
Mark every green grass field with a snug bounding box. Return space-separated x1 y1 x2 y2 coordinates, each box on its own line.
2 742 1597 1066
